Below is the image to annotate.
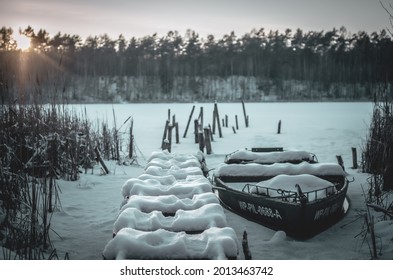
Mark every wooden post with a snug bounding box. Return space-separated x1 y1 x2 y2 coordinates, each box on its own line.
242 100 249 127
232 126 236 134
242 230 252 260
277 120 282 134
168 109 171 121
183 105 195 138
167 125 173 152
204 127 212 154
194 119 199 143
212 109 216 135
351 147 358 169
225 114 228 127
235 115 239 130
208 124 214 142
214 102 223 138
198 106 204 130
198 130 205 152
175 123 180 144
161 120 170 149
94 146 109 174
222 118 225 127
162 139 171 152
336 155 345 171
172 114 176 126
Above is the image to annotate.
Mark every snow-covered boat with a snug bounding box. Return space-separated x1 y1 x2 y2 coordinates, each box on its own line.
212 158 350 238
224 148 318 164
104 150 240 260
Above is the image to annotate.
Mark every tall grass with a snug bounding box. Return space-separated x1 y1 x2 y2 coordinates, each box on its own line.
362 85 393 204
0 100 127 259
360 85 393 259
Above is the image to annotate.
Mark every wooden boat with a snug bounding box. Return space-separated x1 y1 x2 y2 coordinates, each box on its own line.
212 151 350 238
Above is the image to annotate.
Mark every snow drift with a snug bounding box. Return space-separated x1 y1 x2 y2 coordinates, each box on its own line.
103 227 239 260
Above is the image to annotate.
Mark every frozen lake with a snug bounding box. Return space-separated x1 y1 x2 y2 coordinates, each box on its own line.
73 102 374 167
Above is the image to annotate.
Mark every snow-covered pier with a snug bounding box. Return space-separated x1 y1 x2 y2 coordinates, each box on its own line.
103 150 239 260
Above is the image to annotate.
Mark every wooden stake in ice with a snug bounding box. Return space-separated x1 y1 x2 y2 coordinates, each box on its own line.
351 147 358 169
183 105 195 138
242 100 249 127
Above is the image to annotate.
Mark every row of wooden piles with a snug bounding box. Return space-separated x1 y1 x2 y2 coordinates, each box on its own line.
161 101 252 155
102 150 239 260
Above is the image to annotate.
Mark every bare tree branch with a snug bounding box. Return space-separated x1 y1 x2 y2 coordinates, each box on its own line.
380 0 393 35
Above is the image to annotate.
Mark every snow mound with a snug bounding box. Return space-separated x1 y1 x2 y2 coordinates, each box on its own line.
226 149 316 164
121 176 212 199
268 231 287 243
214 162 346 178
252 174 336 201
147 150 205 164
144 157 202 170
103 227 239 260
137 174 177 185
114 203 227 234
144 165 203 179
120 192 219 214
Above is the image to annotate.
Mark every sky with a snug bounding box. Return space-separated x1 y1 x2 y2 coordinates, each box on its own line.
1 0 392 41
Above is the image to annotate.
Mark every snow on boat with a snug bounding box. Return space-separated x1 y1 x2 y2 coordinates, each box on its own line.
120 192 220 215
121 175 212 199
105 150 240 259
214 162 347 187
146 150 205 164
114 203 227 234
144 157 203 170
225 149 318 164
103 227 239 260
146 150 209 176
144 165 204 179
213 161 350 238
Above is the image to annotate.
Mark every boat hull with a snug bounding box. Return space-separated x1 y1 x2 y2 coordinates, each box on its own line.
214 177 349 239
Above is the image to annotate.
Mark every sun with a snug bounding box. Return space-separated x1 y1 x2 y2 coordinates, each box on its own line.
13 32 31 51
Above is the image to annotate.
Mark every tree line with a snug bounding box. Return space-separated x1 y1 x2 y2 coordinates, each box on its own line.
1 26 392 102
